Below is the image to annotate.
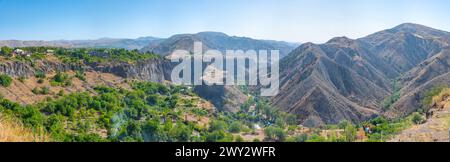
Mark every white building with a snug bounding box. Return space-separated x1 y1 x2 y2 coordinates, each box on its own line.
13 49 31 57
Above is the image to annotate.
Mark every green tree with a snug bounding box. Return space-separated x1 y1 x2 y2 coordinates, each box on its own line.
35 70 46 79
229 121 243 133
286 134 308 142
0 74 12 87
209 120 228 132
264 126 286 142
343 122 357 142
412 112 425 124
234 135 244 142
0 46 13 56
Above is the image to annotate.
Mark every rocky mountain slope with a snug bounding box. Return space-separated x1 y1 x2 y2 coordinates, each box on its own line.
273 23 450 127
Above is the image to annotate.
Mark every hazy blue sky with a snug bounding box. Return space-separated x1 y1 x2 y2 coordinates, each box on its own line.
0 0 449 43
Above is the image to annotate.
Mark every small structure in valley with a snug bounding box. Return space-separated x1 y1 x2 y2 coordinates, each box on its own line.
12 49 31 57
46 49 55 54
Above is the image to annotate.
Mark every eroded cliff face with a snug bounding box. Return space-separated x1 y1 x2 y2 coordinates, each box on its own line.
193 85 249 113
89 59 172 83
0 60 80 78
0 58 172 84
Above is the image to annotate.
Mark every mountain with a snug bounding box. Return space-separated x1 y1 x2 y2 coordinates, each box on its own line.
139 32 298 111
140 32 298 58
0 37 164 50
358 23 450 76
273 39 390 126
273 23 450 127
389 47 450 117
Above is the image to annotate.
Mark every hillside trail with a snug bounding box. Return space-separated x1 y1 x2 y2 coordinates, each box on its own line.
390 102 450 142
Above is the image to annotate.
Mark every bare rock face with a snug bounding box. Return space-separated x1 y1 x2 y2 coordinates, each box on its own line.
89 59 172 83
273 42 388 127
273 23 450 127
0 60 80 78
193 85 248 113
0 58 171 85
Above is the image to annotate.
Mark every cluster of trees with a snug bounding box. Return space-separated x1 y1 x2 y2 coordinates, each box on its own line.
382 80 402 110
0 80 259 142
421 85 446 109
0 46 13 57
54 48 160 64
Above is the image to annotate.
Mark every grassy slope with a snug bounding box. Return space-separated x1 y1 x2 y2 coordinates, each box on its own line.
0 114 49 142
390 88 450 142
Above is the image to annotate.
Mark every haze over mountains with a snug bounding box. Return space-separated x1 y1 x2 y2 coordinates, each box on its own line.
0 32 299 58
0 37 163 50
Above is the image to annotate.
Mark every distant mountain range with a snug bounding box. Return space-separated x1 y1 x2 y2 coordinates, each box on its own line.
273 23 450 126
0 32 299 58
0 37 163 50
140 31 299 58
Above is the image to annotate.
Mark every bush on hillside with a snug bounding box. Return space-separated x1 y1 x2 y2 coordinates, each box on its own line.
0 74 12 87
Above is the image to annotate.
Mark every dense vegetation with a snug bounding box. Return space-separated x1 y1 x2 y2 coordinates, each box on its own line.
0 82 194 141
421 85 446 109
0 80 297 142
54 48 161 64
1 46 160 64
382 80 402 110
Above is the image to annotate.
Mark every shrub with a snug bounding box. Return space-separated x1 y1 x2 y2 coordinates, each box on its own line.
286 134 308 142
0 46 13 56
234 135 244 142
0 74 13 87
264 126 286 142
411 112 425 124
75 70 86 81
422 86 446 108
41 87 50 95
32 87 50 95
35 70 46 79
209 120 228 132
344 122 357 142
51 72 71 86
57 90 65 96
191 108 208 116
18 76 26 83
229 121 243 133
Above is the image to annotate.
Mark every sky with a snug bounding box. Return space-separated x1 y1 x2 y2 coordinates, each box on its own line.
0 0 449 43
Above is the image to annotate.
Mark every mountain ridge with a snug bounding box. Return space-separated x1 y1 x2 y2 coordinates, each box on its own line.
273 23 450 126
140 31 299 58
